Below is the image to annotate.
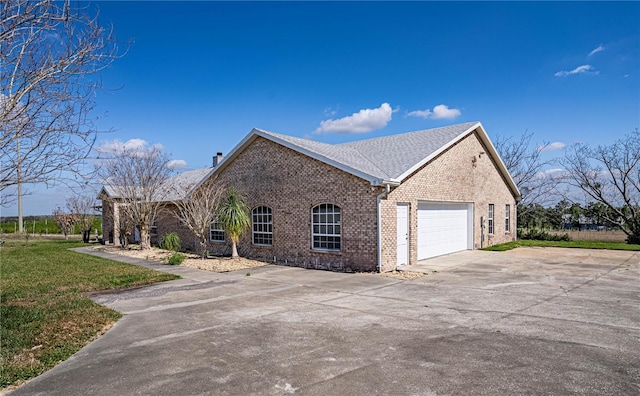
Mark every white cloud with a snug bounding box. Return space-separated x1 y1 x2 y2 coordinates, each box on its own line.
554 64 599 77
323 107 337 117
407 104 461 120
406 109 432 119
97 138 164 156
431 104 462 119
167 159 187 170
533 168 566 181
588 45 605 57
314 103 393 134
539 142 566 152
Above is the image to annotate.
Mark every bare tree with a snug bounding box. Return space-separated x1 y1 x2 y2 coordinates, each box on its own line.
116 209 134 248
66 195 96 243
495 130 563 214
562 129 640 244
52 206 75 240
173 180 224 259
0 0 127 228
98 145 173 250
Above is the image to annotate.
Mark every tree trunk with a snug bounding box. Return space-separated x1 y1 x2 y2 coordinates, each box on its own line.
200 239 207 260
231 240 239 258
139 228 151 250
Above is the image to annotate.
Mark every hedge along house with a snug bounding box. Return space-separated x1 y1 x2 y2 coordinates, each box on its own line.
99 121 520 272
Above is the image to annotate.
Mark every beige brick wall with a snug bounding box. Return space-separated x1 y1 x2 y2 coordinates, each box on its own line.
101 198 116 244
157 137 381 272
105 130 516 273
379 131 516 271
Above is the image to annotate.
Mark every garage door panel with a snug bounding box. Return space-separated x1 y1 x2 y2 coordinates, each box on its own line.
418 202 471 260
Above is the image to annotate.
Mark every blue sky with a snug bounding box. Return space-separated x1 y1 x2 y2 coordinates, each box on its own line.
3 1 639 216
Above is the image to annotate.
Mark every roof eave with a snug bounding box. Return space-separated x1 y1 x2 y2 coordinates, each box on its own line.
394 122 521 200
395 122 482 182
474 123 522 200
209 128 387 186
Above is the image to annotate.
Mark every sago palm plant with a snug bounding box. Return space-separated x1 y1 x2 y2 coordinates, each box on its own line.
217 187 250 258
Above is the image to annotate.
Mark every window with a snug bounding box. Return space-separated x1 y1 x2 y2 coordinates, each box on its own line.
150 219 158 236
488 204 494 234
312 204 341 251
209 219 225 242
252 206 272 246
505 204 511 232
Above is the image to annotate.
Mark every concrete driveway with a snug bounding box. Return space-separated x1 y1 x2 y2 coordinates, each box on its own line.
10 247 640 395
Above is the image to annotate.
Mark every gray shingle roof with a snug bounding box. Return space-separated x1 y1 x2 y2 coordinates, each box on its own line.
101 167 212 201
102 121 519 202
337 122 479 180
257 130 389 180
161 167 213 201
255 122 479 182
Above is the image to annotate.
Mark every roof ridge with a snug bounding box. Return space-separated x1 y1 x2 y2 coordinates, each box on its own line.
336 121 479 148
257 128 392 180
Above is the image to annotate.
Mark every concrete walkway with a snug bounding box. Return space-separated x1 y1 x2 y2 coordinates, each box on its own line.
9 247 640 395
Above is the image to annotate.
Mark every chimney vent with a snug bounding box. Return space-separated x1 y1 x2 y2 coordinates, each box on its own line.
212 152 223 167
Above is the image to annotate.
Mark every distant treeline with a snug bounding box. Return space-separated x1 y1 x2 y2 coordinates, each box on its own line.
0 215 102 235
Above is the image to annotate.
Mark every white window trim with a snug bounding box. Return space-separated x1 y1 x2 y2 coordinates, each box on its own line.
488 204 494 235
209 219 225 242
252 206 273 246
311 204 341 252
505 204 511 233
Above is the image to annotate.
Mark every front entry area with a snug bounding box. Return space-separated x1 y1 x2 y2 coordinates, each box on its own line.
417 202 473 260
396 203 409 266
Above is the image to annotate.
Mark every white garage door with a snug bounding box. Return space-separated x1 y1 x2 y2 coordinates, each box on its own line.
418 202 472 260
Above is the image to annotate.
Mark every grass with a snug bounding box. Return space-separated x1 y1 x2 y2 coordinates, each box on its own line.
484 239 640 251
0 240 179 389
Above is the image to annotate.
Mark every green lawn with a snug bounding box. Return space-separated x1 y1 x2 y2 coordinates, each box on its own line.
0 240 179 389
484 239 640 251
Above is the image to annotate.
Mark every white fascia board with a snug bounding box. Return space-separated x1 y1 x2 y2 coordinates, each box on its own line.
396 122 481 182
395 122 521 200
474 123 521 199
189 130 260 193
253 129 383 185
97 187 110 200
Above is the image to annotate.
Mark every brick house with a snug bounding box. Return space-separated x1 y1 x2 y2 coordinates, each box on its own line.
100 121 520 272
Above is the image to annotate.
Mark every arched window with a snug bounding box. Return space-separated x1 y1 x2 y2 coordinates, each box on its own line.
252 206 272 246
311 204 341 251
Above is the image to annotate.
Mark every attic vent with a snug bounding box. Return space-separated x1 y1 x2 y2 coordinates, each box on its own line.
212 152 223 167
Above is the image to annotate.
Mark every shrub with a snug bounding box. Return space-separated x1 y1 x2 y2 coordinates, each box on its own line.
164 252 185 265
159 232 181 252
518 228 571 242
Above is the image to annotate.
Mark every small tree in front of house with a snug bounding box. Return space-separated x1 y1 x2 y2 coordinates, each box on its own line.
217 187 250 258
66 195 96 243
173 180 224 259
97 143 173 250
52 206 76 240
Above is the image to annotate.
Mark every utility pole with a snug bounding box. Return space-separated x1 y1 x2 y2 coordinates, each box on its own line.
17 136 23 233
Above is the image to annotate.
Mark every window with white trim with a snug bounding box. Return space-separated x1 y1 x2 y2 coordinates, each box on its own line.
312 204 341 251
209 218 225 242
505 204 511 232
488 204 494 234
150 219 158 236
252 206 272 246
